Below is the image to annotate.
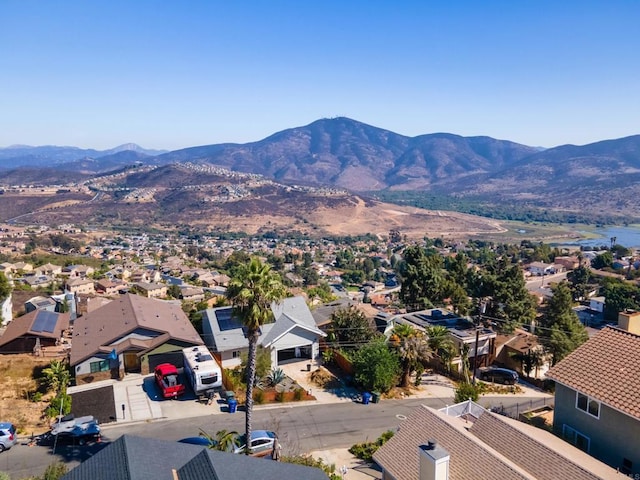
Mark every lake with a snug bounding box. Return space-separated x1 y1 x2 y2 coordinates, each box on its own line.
573 226 640 249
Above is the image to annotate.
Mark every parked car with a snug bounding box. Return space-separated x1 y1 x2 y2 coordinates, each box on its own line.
233 430 278 456
0 422 17 452
40 415 101 446
154 363 186 399
478 367 519 385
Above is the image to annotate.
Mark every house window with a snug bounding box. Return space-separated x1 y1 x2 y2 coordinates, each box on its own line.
576 392 600 418
232 350 241 358
562 425 590 453
90 360 110 373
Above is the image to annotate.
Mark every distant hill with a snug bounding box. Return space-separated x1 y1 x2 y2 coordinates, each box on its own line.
2 117 640 223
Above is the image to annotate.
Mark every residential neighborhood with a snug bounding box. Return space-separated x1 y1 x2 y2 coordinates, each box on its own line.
1 222 640 479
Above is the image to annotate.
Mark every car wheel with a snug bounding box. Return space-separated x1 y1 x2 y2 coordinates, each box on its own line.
0 444 5 453
78 438 86 446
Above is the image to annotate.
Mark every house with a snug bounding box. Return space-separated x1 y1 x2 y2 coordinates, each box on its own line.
589 296 605 313
25 295 58 313
96 278 121 296
494 329 550 380
202 296 326 368
554 255 581 270
373 400 625 480
180 287 205 302
63 264 95 278
545 315 640 475
389 308 497 374
65 277 95 295
134 282 167 298
34 262 63 276
527 261 555 276
22 274 54 289
70 293 203 384
0 310 70 354
61 434 329 480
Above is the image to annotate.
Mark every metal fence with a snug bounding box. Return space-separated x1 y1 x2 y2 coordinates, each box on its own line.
486 397 554 419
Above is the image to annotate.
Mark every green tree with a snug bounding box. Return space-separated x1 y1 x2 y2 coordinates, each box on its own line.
199 428 241 452
327 305 377 351
539 282 588 364
567 265 592 301
490 262 537 332
591 251 613 270
389 324 433 387
226 257 286 454
42 360 70 395
601 279 640 322
399 246 446 311
352 339 400 393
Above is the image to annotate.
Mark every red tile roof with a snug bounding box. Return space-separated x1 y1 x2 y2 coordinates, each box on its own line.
546 326 640 420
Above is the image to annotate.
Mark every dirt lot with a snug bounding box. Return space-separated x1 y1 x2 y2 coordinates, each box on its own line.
0 354 60 435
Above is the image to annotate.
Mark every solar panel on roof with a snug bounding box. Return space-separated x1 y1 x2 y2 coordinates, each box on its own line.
215 308 243 331
31 310 58 333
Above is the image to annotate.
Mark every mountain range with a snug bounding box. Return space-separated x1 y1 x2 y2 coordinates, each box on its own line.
2 117 640 222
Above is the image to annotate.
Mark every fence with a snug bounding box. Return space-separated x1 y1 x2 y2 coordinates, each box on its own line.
487 397 554 420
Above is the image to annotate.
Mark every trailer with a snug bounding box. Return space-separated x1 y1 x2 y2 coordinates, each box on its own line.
182 345 222 401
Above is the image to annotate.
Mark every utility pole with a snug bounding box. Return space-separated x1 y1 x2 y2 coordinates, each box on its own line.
472 299 486 384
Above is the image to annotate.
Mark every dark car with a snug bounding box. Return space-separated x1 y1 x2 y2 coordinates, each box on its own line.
478 367 519 385
178 436 213 447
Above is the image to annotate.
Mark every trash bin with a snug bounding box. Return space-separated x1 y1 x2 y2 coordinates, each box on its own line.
228 398 238 413
306 363 312 372
371 392 380 404
362 392 371 405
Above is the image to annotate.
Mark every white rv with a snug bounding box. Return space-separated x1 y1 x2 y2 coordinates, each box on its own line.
182 345 222 398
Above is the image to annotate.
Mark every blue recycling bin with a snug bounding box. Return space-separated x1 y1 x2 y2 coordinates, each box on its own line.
362 392 371 405
228 398 238 413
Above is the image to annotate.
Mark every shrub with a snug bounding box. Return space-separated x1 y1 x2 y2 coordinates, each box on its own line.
46 393 71 418
253 390 265 404
267 368 286 386
293 388 305 401
0 472 9 480
31 391 44 402
349 430 395 462
275 391 285 403
454 382 480 403
281 455 340 480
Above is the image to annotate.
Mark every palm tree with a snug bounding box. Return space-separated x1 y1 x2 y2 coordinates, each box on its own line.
390 324 432 387
199 428 241 452
42 359 70 395
226 257 286 454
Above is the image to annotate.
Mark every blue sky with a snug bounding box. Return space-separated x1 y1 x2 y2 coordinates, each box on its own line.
1 1 639 150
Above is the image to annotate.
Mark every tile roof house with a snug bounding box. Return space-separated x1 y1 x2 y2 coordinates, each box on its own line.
70 293 203 384
65 277 96 295
546 317 640 475
0 309 69 354
62 434 330 480
202 296 326 368
373 401 625 480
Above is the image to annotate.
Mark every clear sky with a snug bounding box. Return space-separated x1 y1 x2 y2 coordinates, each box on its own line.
1 1 639 151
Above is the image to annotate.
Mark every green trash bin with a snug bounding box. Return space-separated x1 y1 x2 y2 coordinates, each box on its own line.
371 391 381 403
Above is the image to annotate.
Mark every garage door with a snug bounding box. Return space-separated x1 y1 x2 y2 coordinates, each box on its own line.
148 351 184 370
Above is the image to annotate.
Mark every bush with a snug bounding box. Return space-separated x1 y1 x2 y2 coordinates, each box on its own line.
275 391 285 402
281 455 340 480
46 393 71 418
349 430 395 462
253 390 265 404
31 391 43 402
454 382 480 403
293 388 305 401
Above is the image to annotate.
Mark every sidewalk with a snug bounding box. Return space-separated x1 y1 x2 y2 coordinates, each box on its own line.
309 448 382 480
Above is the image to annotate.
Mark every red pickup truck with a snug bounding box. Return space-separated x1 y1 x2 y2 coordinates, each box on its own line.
154 363 186 399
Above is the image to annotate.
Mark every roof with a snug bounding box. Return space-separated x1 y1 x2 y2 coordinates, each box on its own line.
205 296 324 352
372 403 624 480
546 326 640 420
62 434 330 480
0 309 69 348
70 293 203 366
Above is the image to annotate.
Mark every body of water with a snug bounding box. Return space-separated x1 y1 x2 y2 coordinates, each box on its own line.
573 226 640 249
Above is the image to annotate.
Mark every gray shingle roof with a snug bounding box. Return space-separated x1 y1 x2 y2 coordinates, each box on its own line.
62 434 330 480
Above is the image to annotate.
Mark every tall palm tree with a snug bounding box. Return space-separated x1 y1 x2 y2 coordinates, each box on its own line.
390 324 432 387
226 257 286 454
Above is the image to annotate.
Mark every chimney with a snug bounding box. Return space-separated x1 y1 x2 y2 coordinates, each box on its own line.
419 440 450 480
618 310 640 335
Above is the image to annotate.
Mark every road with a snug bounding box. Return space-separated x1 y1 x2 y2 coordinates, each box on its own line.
2 395 548 479
525 271 567 298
